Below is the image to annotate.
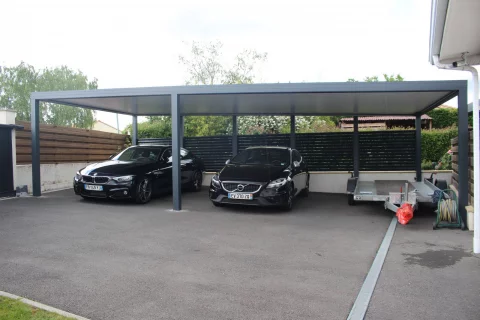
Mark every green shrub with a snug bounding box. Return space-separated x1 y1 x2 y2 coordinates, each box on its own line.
421 127 457 163
427 108 460 128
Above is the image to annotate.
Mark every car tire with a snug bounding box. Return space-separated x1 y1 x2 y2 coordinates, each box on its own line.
283 185 294 211
348 194 355 206
135 178 152 204
212 201 225 207
300 182 309 197
190 170 203 192
435 179 448 191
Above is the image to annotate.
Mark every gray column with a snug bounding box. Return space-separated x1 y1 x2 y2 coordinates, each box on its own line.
171 93 182 211
179 116 184 148
458 86 469 225
232 115 238 156
415 114 422 182
290 115 296 149
132 115 138 145
353 116 360 178
31 98 41 196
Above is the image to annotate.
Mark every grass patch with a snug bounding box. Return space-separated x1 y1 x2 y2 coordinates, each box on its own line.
0 296 75 320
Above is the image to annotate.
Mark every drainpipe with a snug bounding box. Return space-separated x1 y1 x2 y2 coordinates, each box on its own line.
433 55 479 253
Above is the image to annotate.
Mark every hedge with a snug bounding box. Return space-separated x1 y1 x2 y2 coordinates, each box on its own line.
421 127 457 162
427 108 474 128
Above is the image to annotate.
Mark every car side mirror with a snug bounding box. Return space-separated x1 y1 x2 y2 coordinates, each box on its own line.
293 161 300 168
225 159 231 165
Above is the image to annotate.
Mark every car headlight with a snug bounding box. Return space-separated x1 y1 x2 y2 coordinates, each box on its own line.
113 175 134 183
267 178 287 189
211 174 221 187
74 172 82 181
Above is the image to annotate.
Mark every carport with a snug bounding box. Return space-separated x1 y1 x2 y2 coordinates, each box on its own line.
30 80 469 218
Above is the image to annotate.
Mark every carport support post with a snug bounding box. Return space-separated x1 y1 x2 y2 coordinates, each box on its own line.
171 93 182 211
415 114 422 182
290 115 295 149
232 115 238 156
180 116 184 148
353 116 359 178
458 86 469 230
132 115 138 145
31 98 41 196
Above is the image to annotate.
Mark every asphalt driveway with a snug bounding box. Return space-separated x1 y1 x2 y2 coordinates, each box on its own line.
0 189 392 320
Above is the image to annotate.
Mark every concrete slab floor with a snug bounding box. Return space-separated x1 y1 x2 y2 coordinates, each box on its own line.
0 189 392 320
367 208 480 320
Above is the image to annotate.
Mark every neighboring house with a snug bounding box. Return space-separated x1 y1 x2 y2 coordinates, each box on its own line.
339 115 432 130
93 120 118 133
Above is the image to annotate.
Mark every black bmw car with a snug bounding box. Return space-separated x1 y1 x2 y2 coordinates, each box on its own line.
74 145 204 204
209 146 309 210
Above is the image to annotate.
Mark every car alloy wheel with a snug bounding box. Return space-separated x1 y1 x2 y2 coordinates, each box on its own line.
136 178 152 204
284 187 294 211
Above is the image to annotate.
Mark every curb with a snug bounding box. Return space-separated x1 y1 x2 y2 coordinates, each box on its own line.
0 291 91 320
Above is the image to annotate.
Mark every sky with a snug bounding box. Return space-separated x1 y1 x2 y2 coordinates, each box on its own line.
1 0 474 130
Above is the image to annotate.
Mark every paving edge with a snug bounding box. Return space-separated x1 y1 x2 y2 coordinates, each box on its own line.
347 216 398 320
0 290 91 320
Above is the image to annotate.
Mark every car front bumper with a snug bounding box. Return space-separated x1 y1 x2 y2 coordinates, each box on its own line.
74 180 136 199
209 183 289 207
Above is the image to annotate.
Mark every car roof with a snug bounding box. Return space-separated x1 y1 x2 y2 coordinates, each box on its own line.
246 146 291 150
136 144 171 148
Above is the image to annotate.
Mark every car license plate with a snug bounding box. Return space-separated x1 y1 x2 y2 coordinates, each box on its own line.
84 184 103 191
228 193 253 200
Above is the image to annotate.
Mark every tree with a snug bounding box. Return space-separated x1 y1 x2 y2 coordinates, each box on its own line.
179 41 267 85
0 62 97 128
347 74 403 82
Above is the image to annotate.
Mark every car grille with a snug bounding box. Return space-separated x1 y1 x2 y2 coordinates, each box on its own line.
222 182 262 193
82 175 110 184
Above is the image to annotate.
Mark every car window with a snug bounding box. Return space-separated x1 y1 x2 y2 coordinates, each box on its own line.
293 150 302 162
230 148 290 166
162 148 172 163
181 149 193 160
113 147 162 162
180 149 190 160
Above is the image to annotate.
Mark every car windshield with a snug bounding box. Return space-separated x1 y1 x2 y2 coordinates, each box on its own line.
230 148 290 166
113 147 162 162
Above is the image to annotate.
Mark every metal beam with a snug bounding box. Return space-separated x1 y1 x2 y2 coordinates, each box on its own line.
132 115 138 145
31 98 41 196
353 116 360 178
171 94 182 211
415 114 422 182
457 85 469 226
180 116 184 148
290 115 296 149
232 115 238 156
31 80 467 101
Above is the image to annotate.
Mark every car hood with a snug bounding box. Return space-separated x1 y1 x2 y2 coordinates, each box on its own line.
219 164 289 183
80 160 153 176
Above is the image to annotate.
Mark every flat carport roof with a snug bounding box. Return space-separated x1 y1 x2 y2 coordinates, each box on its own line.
30 80 470 216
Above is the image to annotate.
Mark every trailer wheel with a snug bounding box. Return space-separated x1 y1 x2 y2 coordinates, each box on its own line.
348 194 355 206
435 179 448 191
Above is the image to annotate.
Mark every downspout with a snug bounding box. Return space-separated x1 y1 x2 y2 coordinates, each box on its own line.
433 55 479 253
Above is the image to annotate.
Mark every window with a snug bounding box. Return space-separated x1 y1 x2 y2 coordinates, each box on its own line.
113 147 162 162
180 149 191 160
230 148 290 166
161 148 172 163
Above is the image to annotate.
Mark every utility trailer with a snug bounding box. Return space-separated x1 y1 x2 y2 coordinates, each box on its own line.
346 176 446 213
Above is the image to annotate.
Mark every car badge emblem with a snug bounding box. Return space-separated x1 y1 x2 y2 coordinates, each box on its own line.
237 184 245 192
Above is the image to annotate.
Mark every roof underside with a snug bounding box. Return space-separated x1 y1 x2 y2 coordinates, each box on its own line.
430 0 480 64
32 81 464 116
